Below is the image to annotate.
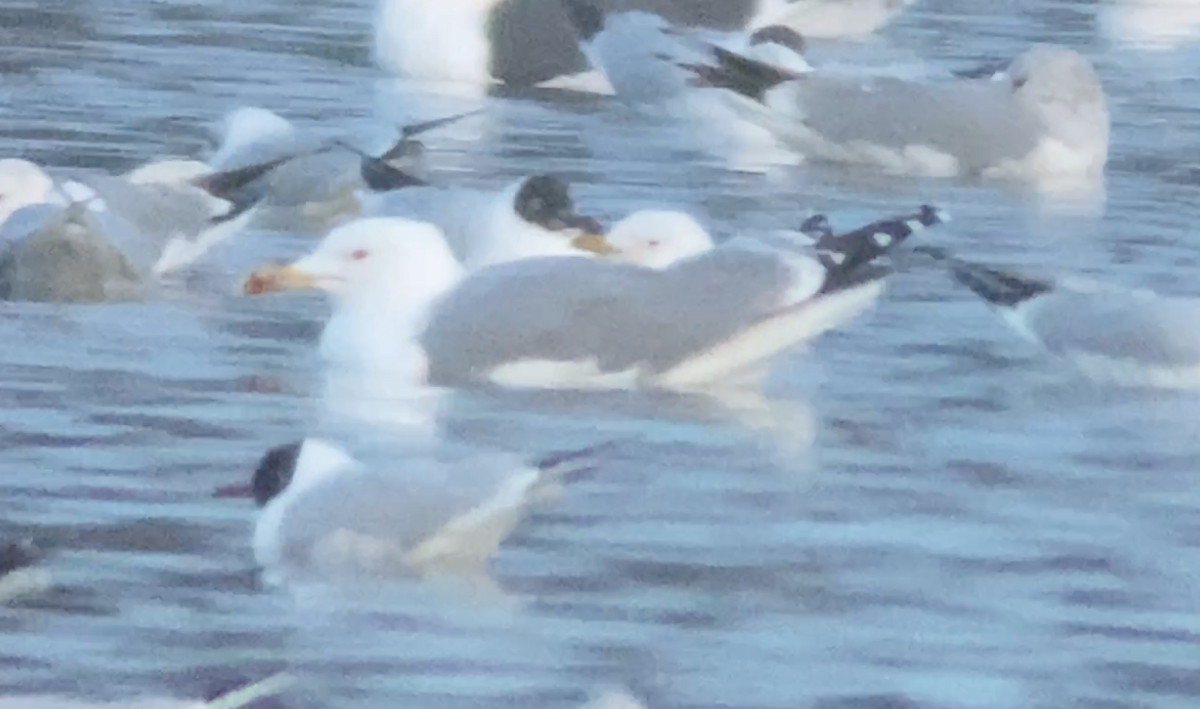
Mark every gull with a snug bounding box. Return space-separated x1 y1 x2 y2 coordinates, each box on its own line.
241 209 939 392
0 158 254 302
916 245 1200 389
357 173 609 272
372 0 918 93
683 43 1111 180
560 1 812 106
213 433 608 586
195 106 477 234
559 1 811 169
602 204 946 273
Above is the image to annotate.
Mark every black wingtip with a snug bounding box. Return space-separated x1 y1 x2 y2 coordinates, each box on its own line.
360 157 428 192
329 138 428 193
682 44 799 102
356 111 476 192
947 260 1054 308
913 246 1054 308
192 154 294 201
394 109 484 145
561 0 604 42
815 205 949 295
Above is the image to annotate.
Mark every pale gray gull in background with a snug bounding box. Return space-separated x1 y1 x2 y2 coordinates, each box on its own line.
559 1 810 169
358 173 610 272
683 43 1111 181
213 434 609 587
560 1 812 105
372 0 914 93
1101 0 1200 50
243 209 942 392
0 158 255 302
916 245 1200 390
197 105 477 234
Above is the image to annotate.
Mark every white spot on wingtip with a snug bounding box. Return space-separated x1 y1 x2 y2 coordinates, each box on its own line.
822 250 847 265
874 231 895 247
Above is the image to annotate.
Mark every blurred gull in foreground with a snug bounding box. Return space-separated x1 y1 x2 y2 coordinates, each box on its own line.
0 672 295 709
917 245 1200 389
0 158 254 302
684 43 1111 181
359 173 609 272
215 433 607 587
0 680 641 709
243 209 942 393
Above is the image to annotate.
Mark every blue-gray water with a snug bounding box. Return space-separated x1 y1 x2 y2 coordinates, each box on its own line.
3 1 1200 707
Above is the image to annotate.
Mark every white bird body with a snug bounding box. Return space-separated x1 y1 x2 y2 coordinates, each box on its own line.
243 208 942 393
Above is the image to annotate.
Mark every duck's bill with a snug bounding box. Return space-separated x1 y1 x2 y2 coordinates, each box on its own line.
569 232 620 256
242 262 318 295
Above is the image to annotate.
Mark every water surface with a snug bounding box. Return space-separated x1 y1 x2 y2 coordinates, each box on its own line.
2 1 1200 708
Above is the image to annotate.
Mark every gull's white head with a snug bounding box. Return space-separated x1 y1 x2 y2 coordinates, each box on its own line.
244 217 462 377
0 159 56 229
245 216 465 307
602 209 714 269
1010 45 1111 172
472 174 612 268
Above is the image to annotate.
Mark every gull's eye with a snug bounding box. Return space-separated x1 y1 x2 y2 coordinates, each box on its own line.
350 249 369 261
